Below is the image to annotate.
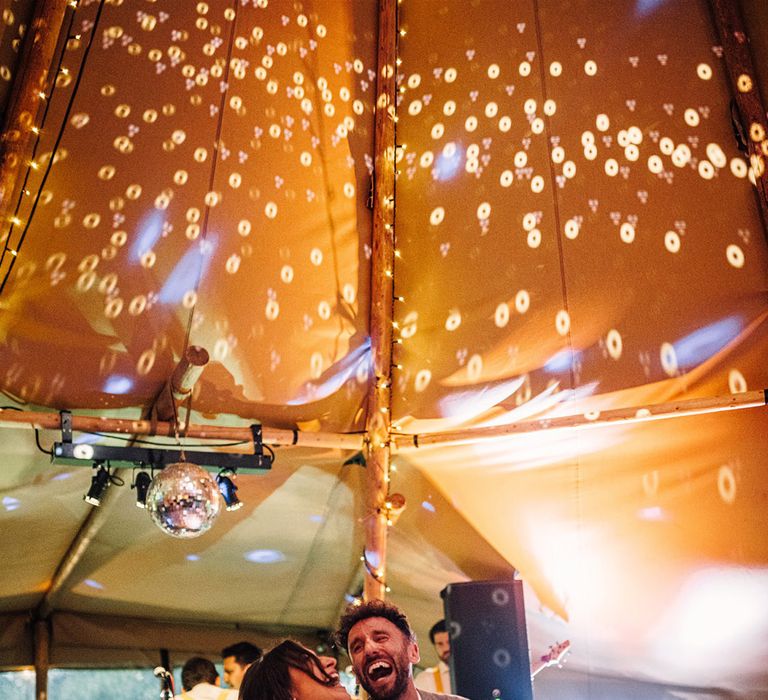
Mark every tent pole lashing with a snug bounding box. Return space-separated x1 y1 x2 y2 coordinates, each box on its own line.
152 345 210 424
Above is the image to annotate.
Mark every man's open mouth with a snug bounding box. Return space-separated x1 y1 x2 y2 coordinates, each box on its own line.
366 659 394 681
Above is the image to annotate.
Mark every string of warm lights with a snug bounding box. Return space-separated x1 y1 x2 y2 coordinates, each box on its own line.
370 0 407 599
0 5 78 275
389 28 407 381
0 0 100 296
179 0 240 348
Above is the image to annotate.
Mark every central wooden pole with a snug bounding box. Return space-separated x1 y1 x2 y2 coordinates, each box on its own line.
34 619 50 700
364 0 397 602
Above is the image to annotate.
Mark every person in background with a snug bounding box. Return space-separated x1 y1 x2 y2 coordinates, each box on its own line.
336 600 468 700
221 641 263 690
238 639 349 700
175 656 236 700
414 620 452 695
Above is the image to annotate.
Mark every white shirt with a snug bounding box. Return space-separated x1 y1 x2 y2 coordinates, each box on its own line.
414 660 451 694
174 682 238 700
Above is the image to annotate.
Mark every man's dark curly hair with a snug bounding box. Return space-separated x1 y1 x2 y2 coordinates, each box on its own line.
336 599 414 650
429 619 447 644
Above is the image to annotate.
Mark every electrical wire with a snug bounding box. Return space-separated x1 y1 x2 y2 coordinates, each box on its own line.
2 406 278 458
1 405 53 455
83 430 251 449
0 0 107 295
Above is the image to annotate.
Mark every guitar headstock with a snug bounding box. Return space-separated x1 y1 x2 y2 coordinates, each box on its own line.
541 640 570 668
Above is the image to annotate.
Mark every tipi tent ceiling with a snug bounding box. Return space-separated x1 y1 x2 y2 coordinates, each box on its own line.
1 0 768 697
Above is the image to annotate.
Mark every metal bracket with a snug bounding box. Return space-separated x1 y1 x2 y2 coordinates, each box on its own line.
59 410 73 444
51 442 272 473
250 423 263 458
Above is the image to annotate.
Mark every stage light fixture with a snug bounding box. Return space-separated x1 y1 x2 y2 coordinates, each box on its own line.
216 470 243 511
133 470 152 509
84 463 110 506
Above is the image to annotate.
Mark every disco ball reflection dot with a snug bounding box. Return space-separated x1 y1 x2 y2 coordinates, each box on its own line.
146 462 221 538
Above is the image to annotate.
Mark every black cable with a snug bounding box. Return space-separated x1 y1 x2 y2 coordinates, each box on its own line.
1 405 278 456
35 429 53 456
83 430 250 449
0 0 107 295
0 405 53 455
179 0 239 350
0 6 79 273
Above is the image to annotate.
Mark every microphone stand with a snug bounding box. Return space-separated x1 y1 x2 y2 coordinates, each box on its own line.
154 667 175 699
160 680 173 700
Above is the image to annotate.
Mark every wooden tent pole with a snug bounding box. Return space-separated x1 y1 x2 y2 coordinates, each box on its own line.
153 345 210 423
4 391 763 453
34 619 50 700
0 0 69 216
363 0 397 602
392 390 768 450
0 409 364 450
36 483 124 619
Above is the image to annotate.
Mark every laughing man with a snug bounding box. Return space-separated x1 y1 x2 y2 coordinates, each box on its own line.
336 600 468 700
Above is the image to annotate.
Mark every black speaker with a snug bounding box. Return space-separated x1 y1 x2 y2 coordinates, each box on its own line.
442 579 533 700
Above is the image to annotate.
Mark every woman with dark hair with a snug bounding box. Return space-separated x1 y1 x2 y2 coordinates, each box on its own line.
239 640 350 700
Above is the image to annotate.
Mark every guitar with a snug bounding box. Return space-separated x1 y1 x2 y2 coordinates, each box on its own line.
530 640 571 678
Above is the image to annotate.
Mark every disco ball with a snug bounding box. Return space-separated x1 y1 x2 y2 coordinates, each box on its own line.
146 462 221 538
